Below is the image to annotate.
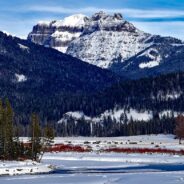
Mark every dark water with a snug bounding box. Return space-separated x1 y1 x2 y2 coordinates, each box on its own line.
53 164 184 174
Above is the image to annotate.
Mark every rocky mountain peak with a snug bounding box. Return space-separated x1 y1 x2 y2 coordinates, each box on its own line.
91 11 109 21
114 13 123 20
91 11 123 21
28 12 134 54
82 12 134 35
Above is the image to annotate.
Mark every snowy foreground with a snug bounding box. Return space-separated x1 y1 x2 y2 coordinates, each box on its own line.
1 134 184 184
0 161 53 176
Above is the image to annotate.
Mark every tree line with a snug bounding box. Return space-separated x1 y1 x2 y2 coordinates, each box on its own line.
0 99 55 162
57 113 175 137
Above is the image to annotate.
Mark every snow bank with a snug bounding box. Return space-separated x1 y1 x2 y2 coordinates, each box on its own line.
139 60 160 69
0 161 54 176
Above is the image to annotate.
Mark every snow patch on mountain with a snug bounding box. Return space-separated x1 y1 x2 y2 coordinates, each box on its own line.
15 74 27 82
138 48 161 69
58 108 153 125
37 14 87 28
51 31 82 52
53 14 87 28
51 31 81 42
165 92 182 100
18 43 29 51
152 91 183 101
100 108 152 122
139 61 160 69
38 21 51 26
2 30 12 36
53 46 67 53
139 48 158 59
64 111 91 121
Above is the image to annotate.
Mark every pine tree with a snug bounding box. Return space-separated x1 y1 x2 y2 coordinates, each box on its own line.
43 124 55 147
175 115 184 144
13 124 21 160
30 113 42 161
4 99 14 159
0 99 4 158
39 123 55 162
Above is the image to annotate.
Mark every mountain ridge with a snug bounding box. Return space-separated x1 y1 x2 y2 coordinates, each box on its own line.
28 11 184 79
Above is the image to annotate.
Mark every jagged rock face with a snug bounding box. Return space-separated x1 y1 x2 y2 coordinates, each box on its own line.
83 12 137 34
67 12 184 71
28 14 88 53
66 12 153 68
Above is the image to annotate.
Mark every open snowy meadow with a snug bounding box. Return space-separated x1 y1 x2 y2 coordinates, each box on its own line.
1 134 184 184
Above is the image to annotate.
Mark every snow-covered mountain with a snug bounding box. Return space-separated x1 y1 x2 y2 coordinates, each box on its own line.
28 12 150 67
28 11 184 78
67 12 184 73
28 14 88 53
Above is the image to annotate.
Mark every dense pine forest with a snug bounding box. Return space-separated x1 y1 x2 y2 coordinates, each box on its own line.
57 115 176 137
55 72 183 136
4 71 184 123
1 72 184 137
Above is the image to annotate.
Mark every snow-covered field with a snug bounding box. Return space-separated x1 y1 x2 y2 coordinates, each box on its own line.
1 134 184 183
53 134 183 151
21 134 183 151
1 152 184 184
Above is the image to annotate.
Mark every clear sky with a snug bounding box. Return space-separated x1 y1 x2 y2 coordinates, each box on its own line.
0 0 184 40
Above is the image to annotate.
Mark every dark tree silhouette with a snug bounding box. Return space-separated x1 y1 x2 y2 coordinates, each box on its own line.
175 115 184 144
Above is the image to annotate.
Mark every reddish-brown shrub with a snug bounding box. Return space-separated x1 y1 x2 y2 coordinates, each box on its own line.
47 144 92 152
103 147 184 155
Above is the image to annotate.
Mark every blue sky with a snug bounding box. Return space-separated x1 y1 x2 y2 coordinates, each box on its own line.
0 0 184 39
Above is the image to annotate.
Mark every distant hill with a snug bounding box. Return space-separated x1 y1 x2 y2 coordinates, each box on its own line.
0 31 120 122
